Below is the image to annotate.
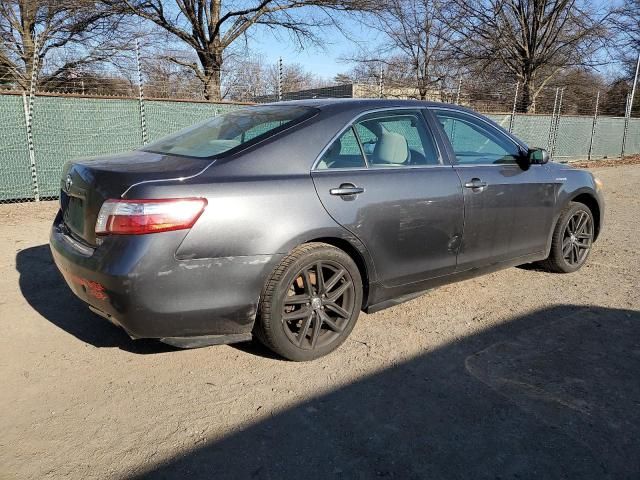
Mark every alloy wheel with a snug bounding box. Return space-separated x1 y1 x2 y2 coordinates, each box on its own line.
281 261 356 350
562 210 593 266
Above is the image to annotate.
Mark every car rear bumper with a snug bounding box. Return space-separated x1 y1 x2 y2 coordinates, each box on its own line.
50 212 283 342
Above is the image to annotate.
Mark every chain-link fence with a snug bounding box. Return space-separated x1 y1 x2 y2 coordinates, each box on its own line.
1 46 638 202
1 89 638 203
0 93 242 202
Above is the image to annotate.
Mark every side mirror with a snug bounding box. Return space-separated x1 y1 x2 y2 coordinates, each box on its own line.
527 148 550 165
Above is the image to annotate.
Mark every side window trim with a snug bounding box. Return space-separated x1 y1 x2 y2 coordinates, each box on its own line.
429 107 527 166
351 124 370 168
421 108 456 166
312 107 444 171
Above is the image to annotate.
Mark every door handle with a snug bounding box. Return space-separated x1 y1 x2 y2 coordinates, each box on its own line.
330 183 364 196
464 178 488 190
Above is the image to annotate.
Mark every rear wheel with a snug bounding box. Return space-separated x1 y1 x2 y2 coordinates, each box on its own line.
539 202 594 273
255 243 362 361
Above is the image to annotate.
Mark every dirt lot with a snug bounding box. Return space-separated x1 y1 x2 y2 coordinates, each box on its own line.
1 164 639 480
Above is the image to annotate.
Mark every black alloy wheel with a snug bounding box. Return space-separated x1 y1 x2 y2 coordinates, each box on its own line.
255 243 363 361
281 260 356 350
562 209 593 267
540 202 595 273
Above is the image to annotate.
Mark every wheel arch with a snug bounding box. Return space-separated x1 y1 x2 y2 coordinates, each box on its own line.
569 192 601 241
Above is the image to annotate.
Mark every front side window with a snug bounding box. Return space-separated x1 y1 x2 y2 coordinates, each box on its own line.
433 110 522 165
144 105 314 158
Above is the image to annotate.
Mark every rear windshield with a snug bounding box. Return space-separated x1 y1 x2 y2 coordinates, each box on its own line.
143 105 315 158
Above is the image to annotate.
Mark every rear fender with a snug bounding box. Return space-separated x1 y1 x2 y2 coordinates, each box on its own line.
127 176 378 287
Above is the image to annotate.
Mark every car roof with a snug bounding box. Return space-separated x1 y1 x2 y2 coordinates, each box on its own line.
264 98 461 112
260 97 528 152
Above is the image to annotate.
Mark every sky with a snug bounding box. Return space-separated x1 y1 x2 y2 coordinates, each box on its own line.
245 14 376 80
237 0 629 82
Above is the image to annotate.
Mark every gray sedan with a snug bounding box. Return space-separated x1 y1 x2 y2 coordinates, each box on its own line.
50 99 604 360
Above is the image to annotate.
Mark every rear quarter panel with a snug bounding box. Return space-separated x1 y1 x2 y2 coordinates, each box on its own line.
126 174 377 279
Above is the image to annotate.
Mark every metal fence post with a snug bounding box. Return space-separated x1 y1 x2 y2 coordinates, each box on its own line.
509 82 519 132
455 77 462 105
629 51 639 115
621 94 631 158
550 88 564 157
277 57 283 101
25 34 40 201
587 91 600 161
547 88 559 151
622 52 639 158
135 39 148 145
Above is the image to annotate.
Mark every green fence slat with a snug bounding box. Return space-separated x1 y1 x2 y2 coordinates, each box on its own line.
145 101 239 142
552 116 593 159
0 95 34 201
510 115 554 151
0 93 638 203
592 117 626 159
625 118 640 155
30 97 143 197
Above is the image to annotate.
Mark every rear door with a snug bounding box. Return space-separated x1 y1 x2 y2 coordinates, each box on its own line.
430 108 556 270
311 109 464 287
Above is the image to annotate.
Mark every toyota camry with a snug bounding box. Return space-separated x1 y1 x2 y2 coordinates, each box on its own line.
50 99 604 360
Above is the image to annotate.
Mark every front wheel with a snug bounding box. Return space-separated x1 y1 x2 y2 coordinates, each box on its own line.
539 202 595 273
254 243 363 361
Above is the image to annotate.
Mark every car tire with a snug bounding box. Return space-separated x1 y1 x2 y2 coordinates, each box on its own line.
539 202 595 273
254 242 363 361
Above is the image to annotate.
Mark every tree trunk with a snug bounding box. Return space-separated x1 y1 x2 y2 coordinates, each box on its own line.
203 69 221 101
18 3 38 91
519 77 535 114
200 51 223 102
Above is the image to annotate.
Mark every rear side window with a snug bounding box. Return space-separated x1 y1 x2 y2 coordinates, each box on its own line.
316 127 367 170
144 105 314 158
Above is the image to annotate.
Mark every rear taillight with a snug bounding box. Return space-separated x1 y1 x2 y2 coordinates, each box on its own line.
95 198 207 235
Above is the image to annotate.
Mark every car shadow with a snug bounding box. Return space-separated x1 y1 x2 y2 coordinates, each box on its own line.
230 338 285 360
129 305 640 479
16 244 176 354
516 262 549 272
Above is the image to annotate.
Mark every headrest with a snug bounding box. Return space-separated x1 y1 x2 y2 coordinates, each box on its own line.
373 130 408 164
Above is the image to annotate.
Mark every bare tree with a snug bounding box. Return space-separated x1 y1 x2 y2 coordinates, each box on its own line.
0 0 130 91
352 0 455 100
610 0 639 72
109 0 371 101
141 54 206 99
333 72 352 85
608 0 639 115
220 53 269 100
340 55 417 96
265 61 320 93
600 78 632 116
445 0 611 112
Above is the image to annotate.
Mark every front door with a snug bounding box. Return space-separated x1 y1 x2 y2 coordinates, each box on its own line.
311 109 464 287
431 108 556 270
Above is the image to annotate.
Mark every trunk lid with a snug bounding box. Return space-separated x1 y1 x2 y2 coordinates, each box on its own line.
59 150 209 246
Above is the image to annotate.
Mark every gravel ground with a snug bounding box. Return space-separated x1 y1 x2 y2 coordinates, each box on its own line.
0 164 638 479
